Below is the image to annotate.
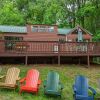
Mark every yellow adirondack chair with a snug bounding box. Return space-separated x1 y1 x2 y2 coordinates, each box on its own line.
0 67 20 89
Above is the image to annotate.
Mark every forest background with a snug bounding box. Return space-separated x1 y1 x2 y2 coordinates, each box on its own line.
0 0 100 40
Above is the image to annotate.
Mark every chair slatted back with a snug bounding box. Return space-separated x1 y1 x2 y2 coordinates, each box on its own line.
26 69 39 88
75 75 88 96
5 67 20 85
46 71 59 92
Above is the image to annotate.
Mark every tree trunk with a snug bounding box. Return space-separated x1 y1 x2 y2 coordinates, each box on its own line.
81 16 85 28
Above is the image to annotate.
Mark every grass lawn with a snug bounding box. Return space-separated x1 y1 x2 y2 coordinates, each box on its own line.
0 64 100 100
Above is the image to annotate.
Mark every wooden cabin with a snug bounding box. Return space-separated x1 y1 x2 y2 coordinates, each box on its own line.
0 24 92 53
0 24 92 42
0 24 98 66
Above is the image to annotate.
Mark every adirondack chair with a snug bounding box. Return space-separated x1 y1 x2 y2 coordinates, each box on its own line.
43 71 63 97
19 69 41 94
73 75 96 100
0 67 20 89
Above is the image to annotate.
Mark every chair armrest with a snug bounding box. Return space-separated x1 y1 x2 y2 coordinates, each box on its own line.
16 77 21 81
43 80 47 87
73 85 77 93
59 82 64 90
0 75 5 79
89 86 96 95
38 79 41 85
19 77 26 83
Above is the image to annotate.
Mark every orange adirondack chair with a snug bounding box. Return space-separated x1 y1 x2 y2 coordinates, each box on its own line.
19 69 41 94
0 67 20 89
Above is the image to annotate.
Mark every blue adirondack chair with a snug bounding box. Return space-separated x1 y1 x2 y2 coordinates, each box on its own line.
73 75 96 100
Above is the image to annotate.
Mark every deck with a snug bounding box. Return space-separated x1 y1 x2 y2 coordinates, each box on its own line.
0 40 100 66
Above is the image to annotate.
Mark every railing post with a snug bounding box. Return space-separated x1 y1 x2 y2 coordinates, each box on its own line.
25 41 28 66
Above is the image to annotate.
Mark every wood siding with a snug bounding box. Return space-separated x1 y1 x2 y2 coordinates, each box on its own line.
66 33 92 42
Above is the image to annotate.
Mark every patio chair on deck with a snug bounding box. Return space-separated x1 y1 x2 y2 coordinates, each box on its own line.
0 67 20 89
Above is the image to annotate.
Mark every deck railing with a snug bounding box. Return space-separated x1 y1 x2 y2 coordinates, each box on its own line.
0 40 100 56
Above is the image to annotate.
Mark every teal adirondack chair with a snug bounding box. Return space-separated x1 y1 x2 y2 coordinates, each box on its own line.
43 71 63 97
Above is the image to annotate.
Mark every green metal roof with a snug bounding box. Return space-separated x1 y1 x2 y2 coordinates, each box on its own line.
0 25 92 35
0 25 27 33
0 25 72 34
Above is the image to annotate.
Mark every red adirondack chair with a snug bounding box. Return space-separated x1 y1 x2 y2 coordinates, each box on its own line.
19 69 41 94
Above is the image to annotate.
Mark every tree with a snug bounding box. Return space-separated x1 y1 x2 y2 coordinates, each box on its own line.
0 0 99 38
0 1 24 25
43 0 64 25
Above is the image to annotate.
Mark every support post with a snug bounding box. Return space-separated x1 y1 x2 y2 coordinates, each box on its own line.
78 58 80 65
25 41 28 66
58 55 60 66
25 56 28 65
87 42 90 67
87 55 90 67
58 41 60 66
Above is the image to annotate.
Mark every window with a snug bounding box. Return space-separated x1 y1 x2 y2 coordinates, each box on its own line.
72 30 78 34
38 26 47 32
48 26 54 32
53 45 58 53
32 26 54 32
59 38 66 43
32 26 38 32
68 39 72 42
4 36 23 50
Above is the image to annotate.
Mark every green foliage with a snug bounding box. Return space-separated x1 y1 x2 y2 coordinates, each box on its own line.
0 1 24 25
76 3 96 17
93 57 100 64
0 0 99 37
0 65 100 100
43 1 63 24
93 30 100 41
27 2 44 24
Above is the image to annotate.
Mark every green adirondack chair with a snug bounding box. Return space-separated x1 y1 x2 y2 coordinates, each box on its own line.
43 71 63 97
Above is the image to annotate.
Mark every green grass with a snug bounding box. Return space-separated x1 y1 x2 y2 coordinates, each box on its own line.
0 64 100 100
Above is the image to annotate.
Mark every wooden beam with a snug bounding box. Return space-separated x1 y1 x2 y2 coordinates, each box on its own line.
58 55 60 66
86 42 90 67
58 42 60 66
78 58 81 65
25 56 28 65
87 55 90 67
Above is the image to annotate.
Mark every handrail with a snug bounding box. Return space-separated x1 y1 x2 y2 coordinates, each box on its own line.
0 40 100 56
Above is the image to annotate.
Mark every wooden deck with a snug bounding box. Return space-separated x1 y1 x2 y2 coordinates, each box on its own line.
0 40 100 66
